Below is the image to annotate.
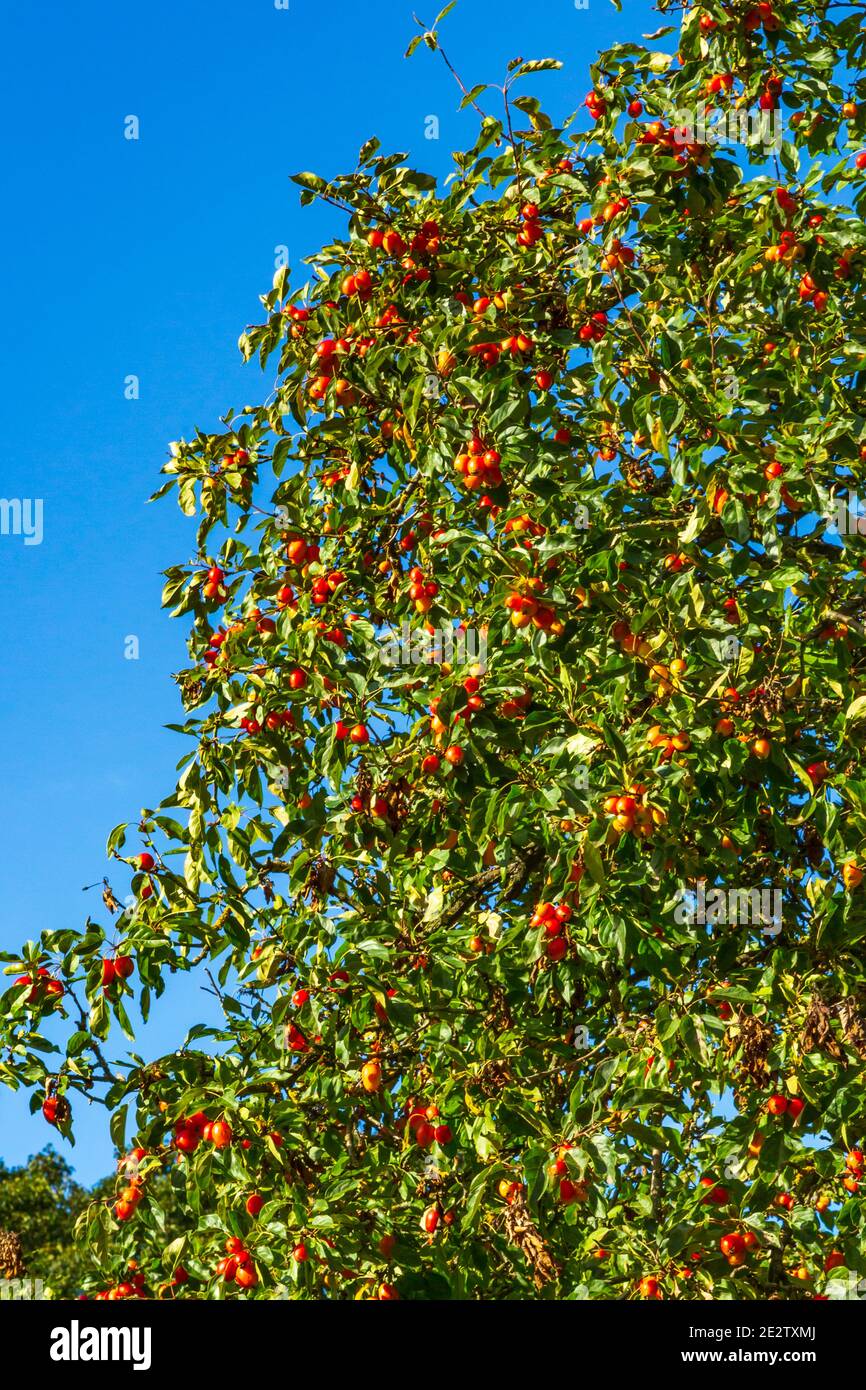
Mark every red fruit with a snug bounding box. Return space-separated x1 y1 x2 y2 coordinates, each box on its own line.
114 955 134 980
292 1242 309 1262
234 1265 257 1289
434 1124 453 1145
546 937 567 962
414 1121 435 1148
101 959 116 988
627 100 643 117
289 668 307 691
444 745 464 766
422 1206 440 1234
700 1178 729 1205
720 1233 746 1258
136 852 155 872
292 988 310 1007
41 1097 60 1125
350 723 370 745
767 1094 789 1116
246 1194 264 1218
210 1120 233 1149
535 370 554 391
786 1097 805 1121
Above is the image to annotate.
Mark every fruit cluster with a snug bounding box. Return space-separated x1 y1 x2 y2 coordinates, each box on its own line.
504 579 563 633
453 435 503 492
530 899 572 962
14 966 64 1006
215 1236 258 1290
602 785 666 839
406 1100 453 1148
646 725 691 761
405 565 439 614
516 200 544 249
173 1112 233 1154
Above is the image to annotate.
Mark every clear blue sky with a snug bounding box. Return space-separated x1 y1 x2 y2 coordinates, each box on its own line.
0 0 660 1184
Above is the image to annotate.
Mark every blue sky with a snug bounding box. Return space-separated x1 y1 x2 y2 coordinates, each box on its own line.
0 0 661 1184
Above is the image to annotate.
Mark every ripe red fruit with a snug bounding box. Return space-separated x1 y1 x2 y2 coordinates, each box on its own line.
136 852 155 872
444 745 464 765
414 1121 435 1148
42 1097 60 1125
434 1123 452 1145
292 988 310 1007
767 1093 789 1116
245 1194 264 1217
422 1206 440 1234
535 369 554 391
546 937 567 962
700 1178 729 1205
114 955 134 980
719 1233 746 1258
627 99 643 117
210 1120 233 1149
101 959 116 988
234 1265 257 1289
292 1242 309 1262
786 1096 805 1121
350 723 370 745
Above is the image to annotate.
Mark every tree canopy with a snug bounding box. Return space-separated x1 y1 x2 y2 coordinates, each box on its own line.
3 0 866 1300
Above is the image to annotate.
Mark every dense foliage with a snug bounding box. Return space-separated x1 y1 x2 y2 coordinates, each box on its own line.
4 0 866 1300
0 1151 111 1298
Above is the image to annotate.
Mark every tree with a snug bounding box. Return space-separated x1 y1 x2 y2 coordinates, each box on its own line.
0 1150 109 1298
2 0 866 1301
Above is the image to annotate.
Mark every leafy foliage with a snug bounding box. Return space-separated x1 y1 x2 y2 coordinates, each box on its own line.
3 0 866 1300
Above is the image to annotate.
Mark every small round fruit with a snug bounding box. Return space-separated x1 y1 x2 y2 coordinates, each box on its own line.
210 1120 233 1149
361 1061 382 1094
